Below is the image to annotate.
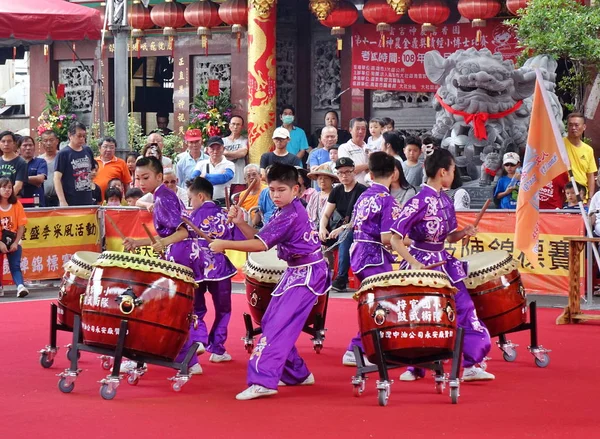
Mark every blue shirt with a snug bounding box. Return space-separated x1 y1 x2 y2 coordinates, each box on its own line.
258 187 276 224
23 157 48 206
309 148 331 168
285 126 309 156
175 150 205 188
494 176 518 209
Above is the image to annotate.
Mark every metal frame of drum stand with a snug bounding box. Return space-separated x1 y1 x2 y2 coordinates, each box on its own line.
39 303 81 368
491 301 551 368
351 327 465 406
242 293 330 354
56 315 199 400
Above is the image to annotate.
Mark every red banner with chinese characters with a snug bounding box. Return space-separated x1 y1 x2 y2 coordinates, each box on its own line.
351 20 521 92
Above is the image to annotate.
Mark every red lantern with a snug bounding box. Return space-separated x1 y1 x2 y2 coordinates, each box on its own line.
151 0 187 54
408 0 450 47
320 0 359 54
506 0 527 15
129 0 154 58
219 0 248 53
363 0 403 46
457 0 501 42
185 0 222 55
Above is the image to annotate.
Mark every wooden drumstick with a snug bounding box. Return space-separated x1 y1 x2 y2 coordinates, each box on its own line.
106 214 130 252
462 198 491 246
424 261 446 270
181 216 214 243
224 186 231 210
142 223 157 244
227 178 257 224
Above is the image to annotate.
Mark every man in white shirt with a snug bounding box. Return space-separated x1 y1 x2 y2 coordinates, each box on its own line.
175 129 205 188
223 115 248 193
338 118 369 184
191 136 235 205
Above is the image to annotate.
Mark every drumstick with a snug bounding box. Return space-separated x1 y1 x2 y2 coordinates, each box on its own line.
181 216 214 243
462 198 491 246
106 214 131 253
224 186 231 210
424 261 446 270
227 178 257 224
142 223 157 244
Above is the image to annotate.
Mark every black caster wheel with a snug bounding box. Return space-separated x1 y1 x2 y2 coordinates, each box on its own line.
503 350 517 362
172 382 183 392
100 384 116 400
127 375 139 386
534 353 550 368
450 387 459 404
377 389 389 406
40 353 54 369
66 348 80 362
58 378 74 393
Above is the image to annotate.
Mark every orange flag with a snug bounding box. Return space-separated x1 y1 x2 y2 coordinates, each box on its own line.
515 70 570 268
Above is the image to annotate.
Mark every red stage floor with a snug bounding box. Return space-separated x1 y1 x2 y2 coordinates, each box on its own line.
0 296 598 438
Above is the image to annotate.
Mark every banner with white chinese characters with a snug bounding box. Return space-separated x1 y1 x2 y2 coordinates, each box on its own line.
3 208 101 283
351 20 520 92
452 211 584 296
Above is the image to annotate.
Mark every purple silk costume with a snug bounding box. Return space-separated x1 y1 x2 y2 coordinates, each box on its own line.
152 184 204 367
347 183 401 351
390 184 491 370
248 198 330 389
187 201 246 355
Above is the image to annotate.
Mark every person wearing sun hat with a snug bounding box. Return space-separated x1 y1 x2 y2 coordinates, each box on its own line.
493 151 521 209
307 165 339 268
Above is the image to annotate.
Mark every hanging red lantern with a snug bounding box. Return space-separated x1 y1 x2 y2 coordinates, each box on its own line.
185 0 222 56
150 0 187 55
129 0 154 58
319 0 359 55
219 0 248 53
408 0 450 47
363 0 404 46
506 0 527 15
457 0 501 42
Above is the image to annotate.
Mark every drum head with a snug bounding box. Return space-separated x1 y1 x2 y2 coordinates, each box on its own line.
244 247 288 283
461 250 519 288
64 251 101 280
357 269 455 296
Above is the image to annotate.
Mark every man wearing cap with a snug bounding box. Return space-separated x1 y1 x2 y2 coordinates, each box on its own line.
338 118 369 185
94 136 132 202
191 136 235 205
176 128 205 188
319 157 367 291
259 127 302 180
494 152 521 209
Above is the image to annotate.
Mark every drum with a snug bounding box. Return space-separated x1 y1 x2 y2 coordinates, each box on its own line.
81 251 197 362
243 248 327 326
355 270 457 364
462 250 527 337
57 251 100 329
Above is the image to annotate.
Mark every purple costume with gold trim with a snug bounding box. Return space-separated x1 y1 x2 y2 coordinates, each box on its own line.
247 198 330 389
390 184 491 370
187 201 245 355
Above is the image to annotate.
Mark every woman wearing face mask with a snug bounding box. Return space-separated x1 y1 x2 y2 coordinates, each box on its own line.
280 105 309 162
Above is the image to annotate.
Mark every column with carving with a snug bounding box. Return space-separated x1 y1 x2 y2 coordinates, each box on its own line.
247 0 277 164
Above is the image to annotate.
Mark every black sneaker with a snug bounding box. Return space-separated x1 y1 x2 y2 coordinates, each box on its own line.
331 277 347 292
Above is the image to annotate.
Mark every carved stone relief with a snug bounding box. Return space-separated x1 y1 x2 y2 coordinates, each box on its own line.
372 91 433 109
313 39 341 110
276 39 296 110
193 55 232 96
58 60 94 126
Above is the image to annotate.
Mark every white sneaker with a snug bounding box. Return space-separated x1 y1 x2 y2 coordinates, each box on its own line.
235 384 278 400
119 360 146 373
17 284 29 298
462 366 495 382
189 363 203 375
400 370 420 381
278 373 315 387
342 350 356 366
209 352 232 363
196 342 206 355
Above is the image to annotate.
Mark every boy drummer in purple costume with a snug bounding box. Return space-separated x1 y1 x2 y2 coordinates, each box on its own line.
186 176 246 363
342 152 401 367
123 156 203 375
389 148 494 382
210 164 331 401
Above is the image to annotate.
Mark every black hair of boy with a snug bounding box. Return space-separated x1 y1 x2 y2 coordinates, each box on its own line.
0 131 16 143
405 136 422 148
136 156 163 175
424 148 455 179
188 176 214 199
369 151 396 178
266 163 299 187
125 187 144 199
105 187 123 201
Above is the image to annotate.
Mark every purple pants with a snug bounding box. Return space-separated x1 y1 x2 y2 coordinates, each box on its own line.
346 264 391 352
409 281 491 376
175 337 199 367
246 286 317 389
189 279 232 355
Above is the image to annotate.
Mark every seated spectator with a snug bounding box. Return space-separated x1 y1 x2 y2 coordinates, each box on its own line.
390 160 416 206
309 126 338 173
163 168 189 206
297 168 315 206
105 187 123 207
146 132 173 169
19 136 47 207
564 182 586 210
142 142 163 163
237 164 266 221
190 136 234 206
255 186 276 226
494 152 520 209
125 187 143 206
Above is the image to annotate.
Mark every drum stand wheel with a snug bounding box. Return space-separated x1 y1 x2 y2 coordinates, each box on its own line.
376 380 392 407
351 375 366 397
57 370 79 393
39 303 78 369
450 384 460 405
99 377 120 400
39 348 57 369
99 355 114 370
66 344 81 362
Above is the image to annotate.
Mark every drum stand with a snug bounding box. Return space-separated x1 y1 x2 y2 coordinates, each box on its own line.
242 293 330 354
38 303 81 369
351 327 465 407
56 315 199 400
492 301 551 368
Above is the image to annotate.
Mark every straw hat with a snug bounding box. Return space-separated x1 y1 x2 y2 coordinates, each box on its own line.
308 164 339 181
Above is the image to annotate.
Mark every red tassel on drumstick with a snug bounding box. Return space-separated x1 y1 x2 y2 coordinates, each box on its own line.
181 216 214 243
462 198 492 247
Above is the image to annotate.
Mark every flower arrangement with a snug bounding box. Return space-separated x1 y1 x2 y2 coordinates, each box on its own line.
188 85 234 143
36 83 78 142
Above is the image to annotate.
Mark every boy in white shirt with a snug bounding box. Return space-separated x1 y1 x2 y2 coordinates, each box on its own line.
366 118 384 154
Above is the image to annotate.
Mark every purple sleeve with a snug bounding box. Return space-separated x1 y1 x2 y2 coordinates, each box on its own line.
154 190 185 237
256 209 295 249
390 195 425 238
381 196 400 234
445 194 458 233
227 223 247 241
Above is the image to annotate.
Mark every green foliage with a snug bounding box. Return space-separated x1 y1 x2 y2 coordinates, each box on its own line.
89 116 146 156
161 133 184 162
36 83 78 142
189 86 235 143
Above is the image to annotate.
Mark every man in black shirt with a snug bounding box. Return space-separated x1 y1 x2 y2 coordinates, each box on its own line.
259 127 301 179
0 131 27 195
319 157 367 291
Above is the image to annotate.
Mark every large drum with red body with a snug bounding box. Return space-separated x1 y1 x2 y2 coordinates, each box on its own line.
462 250 527 337
81 251 197 361
244 248 327 326
57 252 100 329
355 270 457 364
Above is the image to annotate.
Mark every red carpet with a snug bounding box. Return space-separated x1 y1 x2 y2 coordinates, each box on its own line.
1 295 599 439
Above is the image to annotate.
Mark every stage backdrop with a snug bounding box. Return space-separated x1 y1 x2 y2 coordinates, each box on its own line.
351 20 520 92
